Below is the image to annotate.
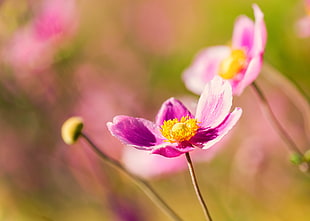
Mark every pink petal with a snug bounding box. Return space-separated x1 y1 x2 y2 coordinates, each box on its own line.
122 148 187 178
202 107 242 149
182 46 231 95
250 4 267 57
151 144 185 157
195 76 233 129
232 15 255 51
190 128 218 144
233 56 262 95
155 98 193 125
152 141 196 158
107 115 163 149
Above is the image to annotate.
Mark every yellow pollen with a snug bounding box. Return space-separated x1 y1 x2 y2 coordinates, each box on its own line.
219 49 247 79
160 116 200 143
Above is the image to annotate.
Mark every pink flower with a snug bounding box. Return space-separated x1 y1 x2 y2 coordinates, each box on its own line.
183 4 267 96
4 28 55 74
295 0 310 38
33 0 78 41
107 77 242 158
3 0 78 74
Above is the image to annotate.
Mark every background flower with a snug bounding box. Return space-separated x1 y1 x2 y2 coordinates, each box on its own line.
182 4 267 96
295 0 310 38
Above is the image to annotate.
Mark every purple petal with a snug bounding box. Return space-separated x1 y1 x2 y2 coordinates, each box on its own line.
182 46 231 95
232 15 255 51
201 107 242 149
151 144 184 158
190 128 218 144
155 98 193 126
249 4 267 57
175 141 196 152
151 141 196 158
107 115 162 149
233 56 262 96
195 76 233 129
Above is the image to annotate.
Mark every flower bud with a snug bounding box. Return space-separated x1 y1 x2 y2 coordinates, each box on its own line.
290 153 303 165
61 117 84 145
303 149 310 162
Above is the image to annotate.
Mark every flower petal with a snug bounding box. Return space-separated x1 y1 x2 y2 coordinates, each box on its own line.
122 147 187 178
250 4 267 57
195 76 233 128
182 46 231 95
232 15 255 51
190 128 218 145
151 144 185 158
175 141 196 152
155 98 193 125
233 56 262 95
107 115 162 149
202 107 242 149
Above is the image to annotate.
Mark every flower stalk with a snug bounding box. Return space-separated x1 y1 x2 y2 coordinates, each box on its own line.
251 82 302 155
251 82 310 172
80 132 183 221
185 152 213 221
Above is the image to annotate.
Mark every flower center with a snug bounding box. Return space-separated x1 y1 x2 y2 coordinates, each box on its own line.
219 49 247 79
160 116 200 143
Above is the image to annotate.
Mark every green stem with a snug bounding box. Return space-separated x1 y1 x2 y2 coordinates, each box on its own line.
80 132 183 221
251 82 303 156
185 152 213 221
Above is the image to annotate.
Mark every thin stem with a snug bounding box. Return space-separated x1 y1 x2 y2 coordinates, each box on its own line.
80 132 183 221
251 82 303 156
185 152 213 221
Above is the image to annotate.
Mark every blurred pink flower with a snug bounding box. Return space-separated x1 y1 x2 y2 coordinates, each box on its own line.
4 0 78 74
4 27 54 74
108 77 242 158
295 0 310 38
33 0 78 41
183 4 266 95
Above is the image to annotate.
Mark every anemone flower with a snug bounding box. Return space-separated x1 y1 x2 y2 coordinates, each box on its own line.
107 77 242 158
183 4 266 96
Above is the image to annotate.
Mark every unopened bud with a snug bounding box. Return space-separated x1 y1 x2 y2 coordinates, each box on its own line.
290 153 303 165
61 117 84 145
303 149 310 162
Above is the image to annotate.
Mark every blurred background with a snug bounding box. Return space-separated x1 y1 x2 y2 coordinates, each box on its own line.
0 0 310 220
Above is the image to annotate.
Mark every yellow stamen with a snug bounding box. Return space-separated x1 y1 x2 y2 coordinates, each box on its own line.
219 49 247 79
160 116 200 143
